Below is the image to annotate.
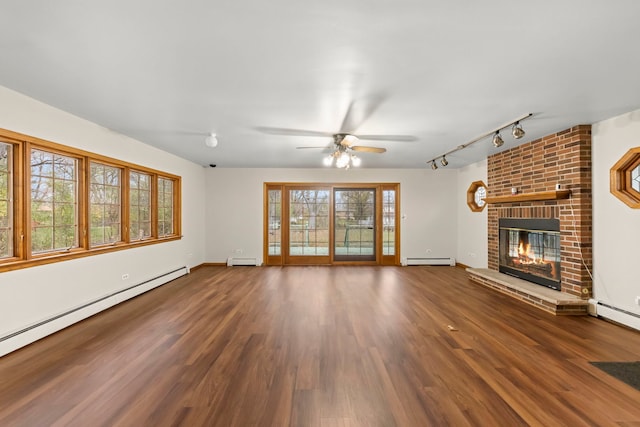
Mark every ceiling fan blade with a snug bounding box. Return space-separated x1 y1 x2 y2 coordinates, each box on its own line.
355 134 418 142
338 134 359 148
338 93 387 133
351 146 387 153
255 126 334 138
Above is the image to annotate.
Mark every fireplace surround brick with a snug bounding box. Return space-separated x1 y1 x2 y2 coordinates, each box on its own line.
485 125 592 300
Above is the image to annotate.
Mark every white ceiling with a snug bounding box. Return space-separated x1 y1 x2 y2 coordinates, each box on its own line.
1 1 639 169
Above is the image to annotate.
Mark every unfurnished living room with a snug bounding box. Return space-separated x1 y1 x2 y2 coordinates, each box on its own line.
1 2 640 426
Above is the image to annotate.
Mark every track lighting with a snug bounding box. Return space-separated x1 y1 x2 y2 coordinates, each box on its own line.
205 133 218 148
511 121 525 139
492 131 504 148
426 113 533 171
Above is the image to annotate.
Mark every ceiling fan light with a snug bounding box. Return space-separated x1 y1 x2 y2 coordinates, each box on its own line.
205 133 218 148
492 131 504 148
440 156 448 167
336 152 351 168
351 155 361 167
323 155 334 166
511 122 525 139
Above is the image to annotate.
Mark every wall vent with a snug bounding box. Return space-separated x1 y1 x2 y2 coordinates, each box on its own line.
402 257 455 266
226 257 261 266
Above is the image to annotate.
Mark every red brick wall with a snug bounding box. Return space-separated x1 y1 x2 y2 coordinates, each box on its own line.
487 125 592 298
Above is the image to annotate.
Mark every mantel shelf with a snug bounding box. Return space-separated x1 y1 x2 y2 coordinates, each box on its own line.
484 189 571 204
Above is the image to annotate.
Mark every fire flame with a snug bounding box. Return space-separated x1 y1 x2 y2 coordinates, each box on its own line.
518 242 538 263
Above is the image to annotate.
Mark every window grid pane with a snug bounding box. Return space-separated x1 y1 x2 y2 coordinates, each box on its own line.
90 162 122 246
130 171 152 241
0 142 13 258
158 177 174 237
335 190 375 256
268 190 281 256
31 149 78 253
289 190 329 256
383 190 395 256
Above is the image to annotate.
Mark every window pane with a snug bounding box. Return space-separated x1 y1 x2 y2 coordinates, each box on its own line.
157 177 174 237
90 162 122 246
268 189 281 256
383 189 395 256
30 149 78 254
289 189 330 256
130 171 151 241
0 142 13 258
632 165 640 193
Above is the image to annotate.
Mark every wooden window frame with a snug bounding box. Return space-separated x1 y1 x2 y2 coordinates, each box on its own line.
467 180 487 212
610 147 640 208
0 127 182 273
29 146 83 257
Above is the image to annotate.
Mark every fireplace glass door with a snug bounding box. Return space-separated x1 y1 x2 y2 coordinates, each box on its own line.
499 218 561 291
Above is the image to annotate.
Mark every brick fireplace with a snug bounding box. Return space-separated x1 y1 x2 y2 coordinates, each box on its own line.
468 125 593 314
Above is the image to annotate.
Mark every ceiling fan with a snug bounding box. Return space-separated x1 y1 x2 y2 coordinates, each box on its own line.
255 95 417 168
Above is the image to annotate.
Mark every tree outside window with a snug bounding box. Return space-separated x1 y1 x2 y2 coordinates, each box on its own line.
158 177 174 237
0 142 13 258
129 171 151 241
90 162 122 246
30 149 78 253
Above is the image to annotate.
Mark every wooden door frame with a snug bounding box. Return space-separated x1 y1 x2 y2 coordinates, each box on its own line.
263 182 400 266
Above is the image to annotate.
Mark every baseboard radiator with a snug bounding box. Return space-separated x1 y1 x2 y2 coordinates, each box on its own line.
227 257 261 266
588 299 640 331
0 266 188 357
402 257 456 266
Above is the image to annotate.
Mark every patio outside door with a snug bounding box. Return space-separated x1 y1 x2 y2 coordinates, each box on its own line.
334 188 376 262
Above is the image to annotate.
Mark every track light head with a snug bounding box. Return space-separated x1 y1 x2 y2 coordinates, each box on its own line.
431 160 438 170
511 121 525 139
492 131 504 148
440 156 448 167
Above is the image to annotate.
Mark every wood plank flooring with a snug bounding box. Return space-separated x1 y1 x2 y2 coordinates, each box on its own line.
1 266 639 426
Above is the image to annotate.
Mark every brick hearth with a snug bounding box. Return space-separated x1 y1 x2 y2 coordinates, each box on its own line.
469 125 593 314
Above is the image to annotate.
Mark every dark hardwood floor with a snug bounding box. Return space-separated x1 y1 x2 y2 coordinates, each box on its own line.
1 266 639 426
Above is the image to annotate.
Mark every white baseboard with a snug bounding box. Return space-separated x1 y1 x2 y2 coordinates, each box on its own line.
591 301 640 331
0 267 188 357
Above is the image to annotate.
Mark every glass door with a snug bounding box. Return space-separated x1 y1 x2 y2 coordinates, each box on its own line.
334 188 376 262
264 183 400 266
284 187 331 265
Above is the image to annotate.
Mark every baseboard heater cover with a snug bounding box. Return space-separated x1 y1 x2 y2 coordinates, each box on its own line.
402 257 456 266
227 257 261 266
0 266 188 357
588 299 640 331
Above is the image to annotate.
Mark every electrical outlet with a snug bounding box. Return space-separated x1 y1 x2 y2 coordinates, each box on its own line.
468 252 477 258
122 273 129 280
635 296 640 306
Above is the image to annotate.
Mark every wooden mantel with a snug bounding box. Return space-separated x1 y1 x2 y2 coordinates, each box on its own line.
484 189 571 204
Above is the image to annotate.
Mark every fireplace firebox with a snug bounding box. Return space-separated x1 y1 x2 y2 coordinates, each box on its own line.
499 218 561 291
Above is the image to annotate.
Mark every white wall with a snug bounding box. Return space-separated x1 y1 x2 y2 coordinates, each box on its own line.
592 109 640 328
205 168 458 264
0 86 206 342
456 159 488 268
